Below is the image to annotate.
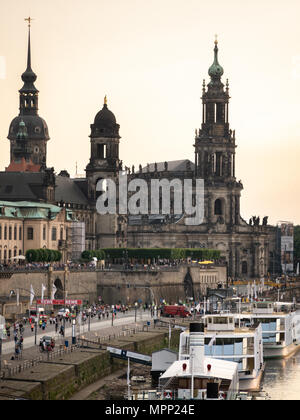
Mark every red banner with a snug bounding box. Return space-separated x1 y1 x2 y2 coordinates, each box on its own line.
37 299 82 305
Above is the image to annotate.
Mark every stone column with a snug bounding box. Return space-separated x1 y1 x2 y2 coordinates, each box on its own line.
253 243 260 277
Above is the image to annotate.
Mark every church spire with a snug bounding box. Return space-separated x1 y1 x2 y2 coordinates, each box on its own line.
19 18 39 114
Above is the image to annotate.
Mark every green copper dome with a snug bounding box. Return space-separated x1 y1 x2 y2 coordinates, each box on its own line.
208 40 224 80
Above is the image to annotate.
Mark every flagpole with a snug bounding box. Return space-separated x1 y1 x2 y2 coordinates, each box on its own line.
127 357 131 400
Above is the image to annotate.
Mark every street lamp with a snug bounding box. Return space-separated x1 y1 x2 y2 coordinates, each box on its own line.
10 288 38 345
134 302 138 323
88 308 91 332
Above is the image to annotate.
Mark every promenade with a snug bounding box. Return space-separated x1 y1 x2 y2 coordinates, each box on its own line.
1 310 152 372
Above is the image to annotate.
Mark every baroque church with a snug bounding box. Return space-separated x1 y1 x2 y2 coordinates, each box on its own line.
0 24 278 279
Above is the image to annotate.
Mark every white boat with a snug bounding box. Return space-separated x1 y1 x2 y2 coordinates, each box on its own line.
157 323 240 400
178 315 264 391
236 301 300 359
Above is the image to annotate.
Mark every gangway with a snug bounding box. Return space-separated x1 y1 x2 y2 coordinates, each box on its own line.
77 338 152 366
107 347 152 366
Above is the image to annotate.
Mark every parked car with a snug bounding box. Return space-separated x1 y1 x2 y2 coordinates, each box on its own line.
161 305 191 318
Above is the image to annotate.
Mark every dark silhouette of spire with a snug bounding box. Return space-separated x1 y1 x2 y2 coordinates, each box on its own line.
20 20 38 95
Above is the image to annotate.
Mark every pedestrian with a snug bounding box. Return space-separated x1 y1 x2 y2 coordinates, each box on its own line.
31 323 34 332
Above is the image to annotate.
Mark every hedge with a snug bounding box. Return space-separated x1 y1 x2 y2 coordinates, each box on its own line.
81 250 106 261
26 249 62 263
81 248 221 262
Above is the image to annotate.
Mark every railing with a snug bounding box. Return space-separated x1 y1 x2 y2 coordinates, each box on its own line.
0 344 80 379
0 323 154 379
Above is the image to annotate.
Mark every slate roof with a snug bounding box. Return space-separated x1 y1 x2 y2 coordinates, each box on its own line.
55 176 89 206
0 172 45 201
142 159 195 173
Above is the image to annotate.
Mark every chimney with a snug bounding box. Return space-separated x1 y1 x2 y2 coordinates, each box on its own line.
189 323 205 374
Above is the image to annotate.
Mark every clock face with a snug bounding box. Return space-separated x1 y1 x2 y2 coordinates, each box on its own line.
34 146 39 154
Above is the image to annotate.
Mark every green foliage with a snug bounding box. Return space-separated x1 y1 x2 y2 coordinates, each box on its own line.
81 249 106 261
25 248 62 263
84 248 221 261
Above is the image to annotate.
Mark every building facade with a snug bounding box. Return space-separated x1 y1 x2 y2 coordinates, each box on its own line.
0 201 74 264
0 26 280 279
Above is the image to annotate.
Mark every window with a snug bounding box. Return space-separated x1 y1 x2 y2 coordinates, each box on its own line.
19 226 22 241
4 226 7 240
14 226 17 241
97 144 105 159
43 226 46 241
214 199 223 215
9 226 12 240
0 225 2 240
52 227 57 241
60 227 64 241
27 227 34 240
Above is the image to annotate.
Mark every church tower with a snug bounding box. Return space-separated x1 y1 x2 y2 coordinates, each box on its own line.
85 96 121 200
86 97 126 248
194 37 243 230
7 19 50 171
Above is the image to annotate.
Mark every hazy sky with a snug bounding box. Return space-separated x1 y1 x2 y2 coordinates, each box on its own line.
0 0 300 225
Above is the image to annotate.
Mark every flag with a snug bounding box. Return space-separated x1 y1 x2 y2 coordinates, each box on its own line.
41 284 47 302
208 336 216 346
51 284 57 300
30 285 35 306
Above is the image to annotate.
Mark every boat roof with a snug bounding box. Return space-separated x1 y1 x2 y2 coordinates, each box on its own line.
160 357 238 381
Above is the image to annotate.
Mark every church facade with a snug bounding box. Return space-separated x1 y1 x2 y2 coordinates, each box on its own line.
0 26 278 279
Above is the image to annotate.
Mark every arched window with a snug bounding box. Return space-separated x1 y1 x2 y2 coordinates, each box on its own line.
214 199 223 215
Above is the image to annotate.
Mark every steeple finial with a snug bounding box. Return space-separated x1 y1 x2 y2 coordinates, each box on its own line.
208 35 224 81
104 95 108 105
25 17 34 28
25 18 32 71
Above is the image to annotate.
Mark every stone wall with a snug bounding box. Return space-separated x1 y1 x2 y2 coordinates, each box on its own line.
0 328 181 400
0 264 226 316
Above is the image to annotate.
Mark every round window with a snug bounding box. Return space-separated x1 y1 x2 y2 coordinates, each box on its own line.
34 146 39 154
35 126 41 134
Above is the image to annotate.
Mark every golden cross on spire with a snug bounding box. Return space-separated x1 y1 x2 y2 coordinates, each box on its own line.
215 34 218 45
104 95 108 105
25 17 34 28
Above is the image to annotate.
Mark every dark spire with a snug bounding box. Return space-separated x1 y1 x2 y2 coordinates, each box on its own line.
19 18 39 115
20 19 38 95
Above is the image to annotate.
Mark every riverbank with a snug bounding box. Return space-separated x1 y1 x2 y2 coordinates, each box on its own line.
0 326 181 400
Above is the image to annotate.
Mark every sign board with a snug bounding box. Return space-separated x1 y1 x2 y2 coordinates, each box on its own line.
37 299 82 305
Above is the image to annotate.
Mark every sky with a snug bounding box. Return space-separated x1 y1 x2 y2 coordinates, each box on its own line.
0 0 300 225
